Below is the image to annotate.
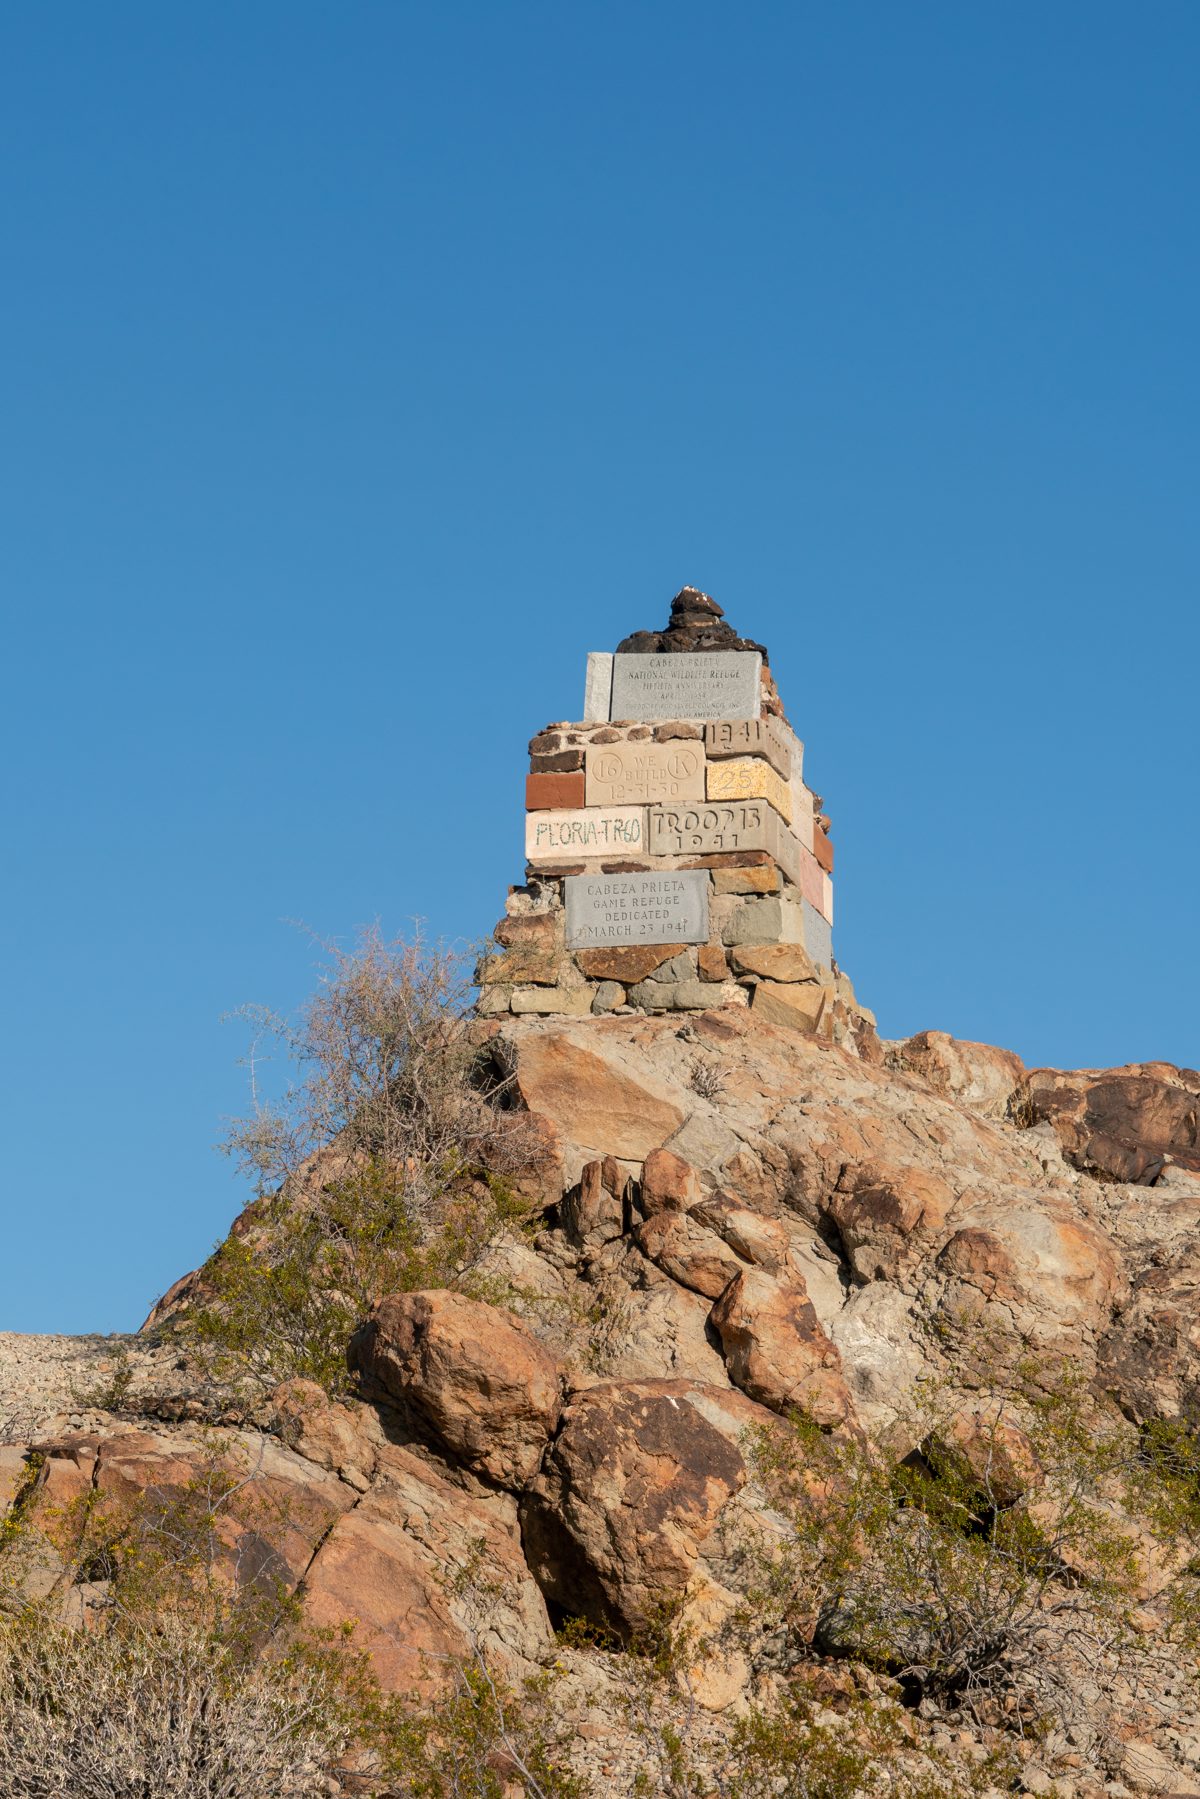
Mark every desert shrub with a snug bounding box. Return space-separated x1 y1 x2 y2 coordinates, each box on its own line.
184 926 541 1396
739 1364 1200 1749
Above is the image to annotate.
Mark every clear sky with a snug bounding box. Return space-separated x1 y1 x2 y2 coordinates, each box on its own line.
2 3 1197 1334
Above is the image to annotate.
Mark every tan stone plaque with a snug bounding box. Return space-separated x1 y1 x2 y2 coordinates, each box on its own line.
526 806 647 862
703 717 794 781
706 756 793 822
648 799 804 891
585 741 705 807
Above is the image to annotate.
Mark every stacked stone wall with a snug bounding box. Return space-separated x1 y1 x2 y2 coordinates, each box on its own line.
479 592 872 1045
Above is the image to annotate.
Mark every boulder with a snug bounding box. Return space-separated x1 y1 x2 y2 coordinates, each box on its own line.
823 1159 956 1284
519 1379 771 1637
1016 1062 1200 1184
512 1031 686 1160
888 1030 1026 1122
709 1269 854 1428
640 1147 702 1216
561 1157 627 1251
351 1291 562 1489
690 1193 792 1275
635 1212 743 1299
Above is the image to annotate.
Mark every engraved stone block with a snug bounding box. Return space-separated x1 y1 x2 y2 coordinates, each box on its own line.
648 798 770 858
526 806 648 862
706 756 793 823
583 652 614 722
565 871 709 949
610 651 762 722
585 740 705 807
704 717 793 781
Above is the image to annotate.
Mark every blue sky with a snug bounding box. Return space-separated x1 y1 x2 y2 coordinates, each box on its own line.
2 3 1197 1333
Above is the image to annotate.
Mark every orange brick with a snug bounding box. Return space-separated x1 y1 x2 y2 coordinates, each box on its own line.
814 831 834 873
525 771 585 810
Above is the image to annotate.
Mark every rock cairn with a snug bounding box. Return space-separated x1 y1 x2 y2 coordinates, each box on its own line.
480 587 873 1043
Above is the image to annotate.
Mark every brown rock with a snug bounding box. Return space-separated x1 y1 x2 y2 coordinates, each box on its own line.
641 1146 702 1215
636 1211 743 1298
562 1157 627 1250
529 748 584 773
936 1406 1043 1508
691 1193 791 1275
813 831 833 873
731 943 817 983
576 945 678 983
709 1268 853 1427
1016 1062 1200 1183
520 1379 767 1637
351 1291 562 1488
494 912 559 953
751 980 830 1035
525 771 585 810
824 1159 957 1284
266 1380 377 1490
697 943 730 981
711 865 781 895
512 1032 686 1160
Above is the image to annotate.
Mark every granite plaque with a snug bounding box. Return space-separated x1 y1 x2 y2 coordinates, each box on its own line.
565 870 709 949
526 806 647 862
610 651 762 722
584 740 705 807
704 716 795 781
706 755 793 823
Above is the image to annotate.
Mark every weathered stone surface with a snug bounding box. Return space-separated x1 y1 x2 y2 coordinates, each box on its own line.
565 871 709 950
1016 1062 1200 1183
641 1146 703 1215
526 807 647 862
510 1030 686 1161
709 1269 853 1427
721 895 807 948
495 911 560 953
510 985 593 1015
697 943 729 981
887 1030 1026 1122
814 829 833 873
800 899 833 969
530 747 585 773
690 1194 791 1275
592 979 626 1013
627 976 722 1012
562 1158 626 1251
585 741 705 807
576 944 677 982
636 1211 743 1298
937 1406 1043 1508
751 981 830 1035
823 1160 957 1284
583 651 614 722
266 1380 377 1490
351 1291 562 1488
649 797 787 859
711 864 780 895
731 942 817 983
704 717 794 780
610 650 762 723
519 1379 764 1636
706 756 793 823
525 771 585 810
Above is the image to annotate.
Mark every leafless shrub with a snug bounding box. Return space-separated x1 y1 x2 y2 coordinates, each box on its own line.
222 922 534 1210
688 1057 727 1101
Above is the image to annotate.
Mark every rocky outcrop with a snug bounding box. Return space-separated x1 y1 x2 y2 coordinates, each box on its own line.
520 1378 770 1638
1017 1061 1200 1183
709 1267 853 1426
350 1290 562 1489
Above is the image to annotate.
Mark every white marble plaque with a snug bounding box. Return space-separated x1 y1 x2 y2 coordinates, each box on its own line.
526 806 647 861
565 871 709 948
585 740 705 806
610 651 762 721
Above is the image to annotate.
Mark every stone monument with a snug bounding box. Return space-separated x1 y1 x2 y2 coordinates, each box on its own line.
479 588 876 1049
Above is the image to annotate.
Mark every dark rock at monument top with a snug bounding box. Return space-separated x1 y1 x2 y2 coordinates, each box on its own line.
615 585 769 662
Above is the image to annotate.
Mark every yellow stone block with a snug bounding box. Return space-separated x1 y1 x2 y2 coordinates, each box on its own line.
706 756 793 823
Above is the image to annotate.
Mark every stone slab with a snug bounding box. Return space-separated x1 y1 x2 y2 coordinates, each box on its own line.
801 899 833 971
610 651 762 722
706 756 793 823
526 807 648 862
650 798 804 891
565 870 709 950
752 980 831 1036
583 652 614 722
585 740 705 807
526 771 585 810
704 717 793 781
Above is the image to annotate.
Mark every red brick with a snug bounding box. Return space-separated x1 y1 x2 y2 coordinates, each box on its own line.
526 771 585 810
814 831 834 873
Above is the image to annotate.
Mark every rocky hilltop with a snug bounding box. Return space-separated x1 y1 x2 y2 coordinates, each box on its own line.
4 1012 1200 1797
